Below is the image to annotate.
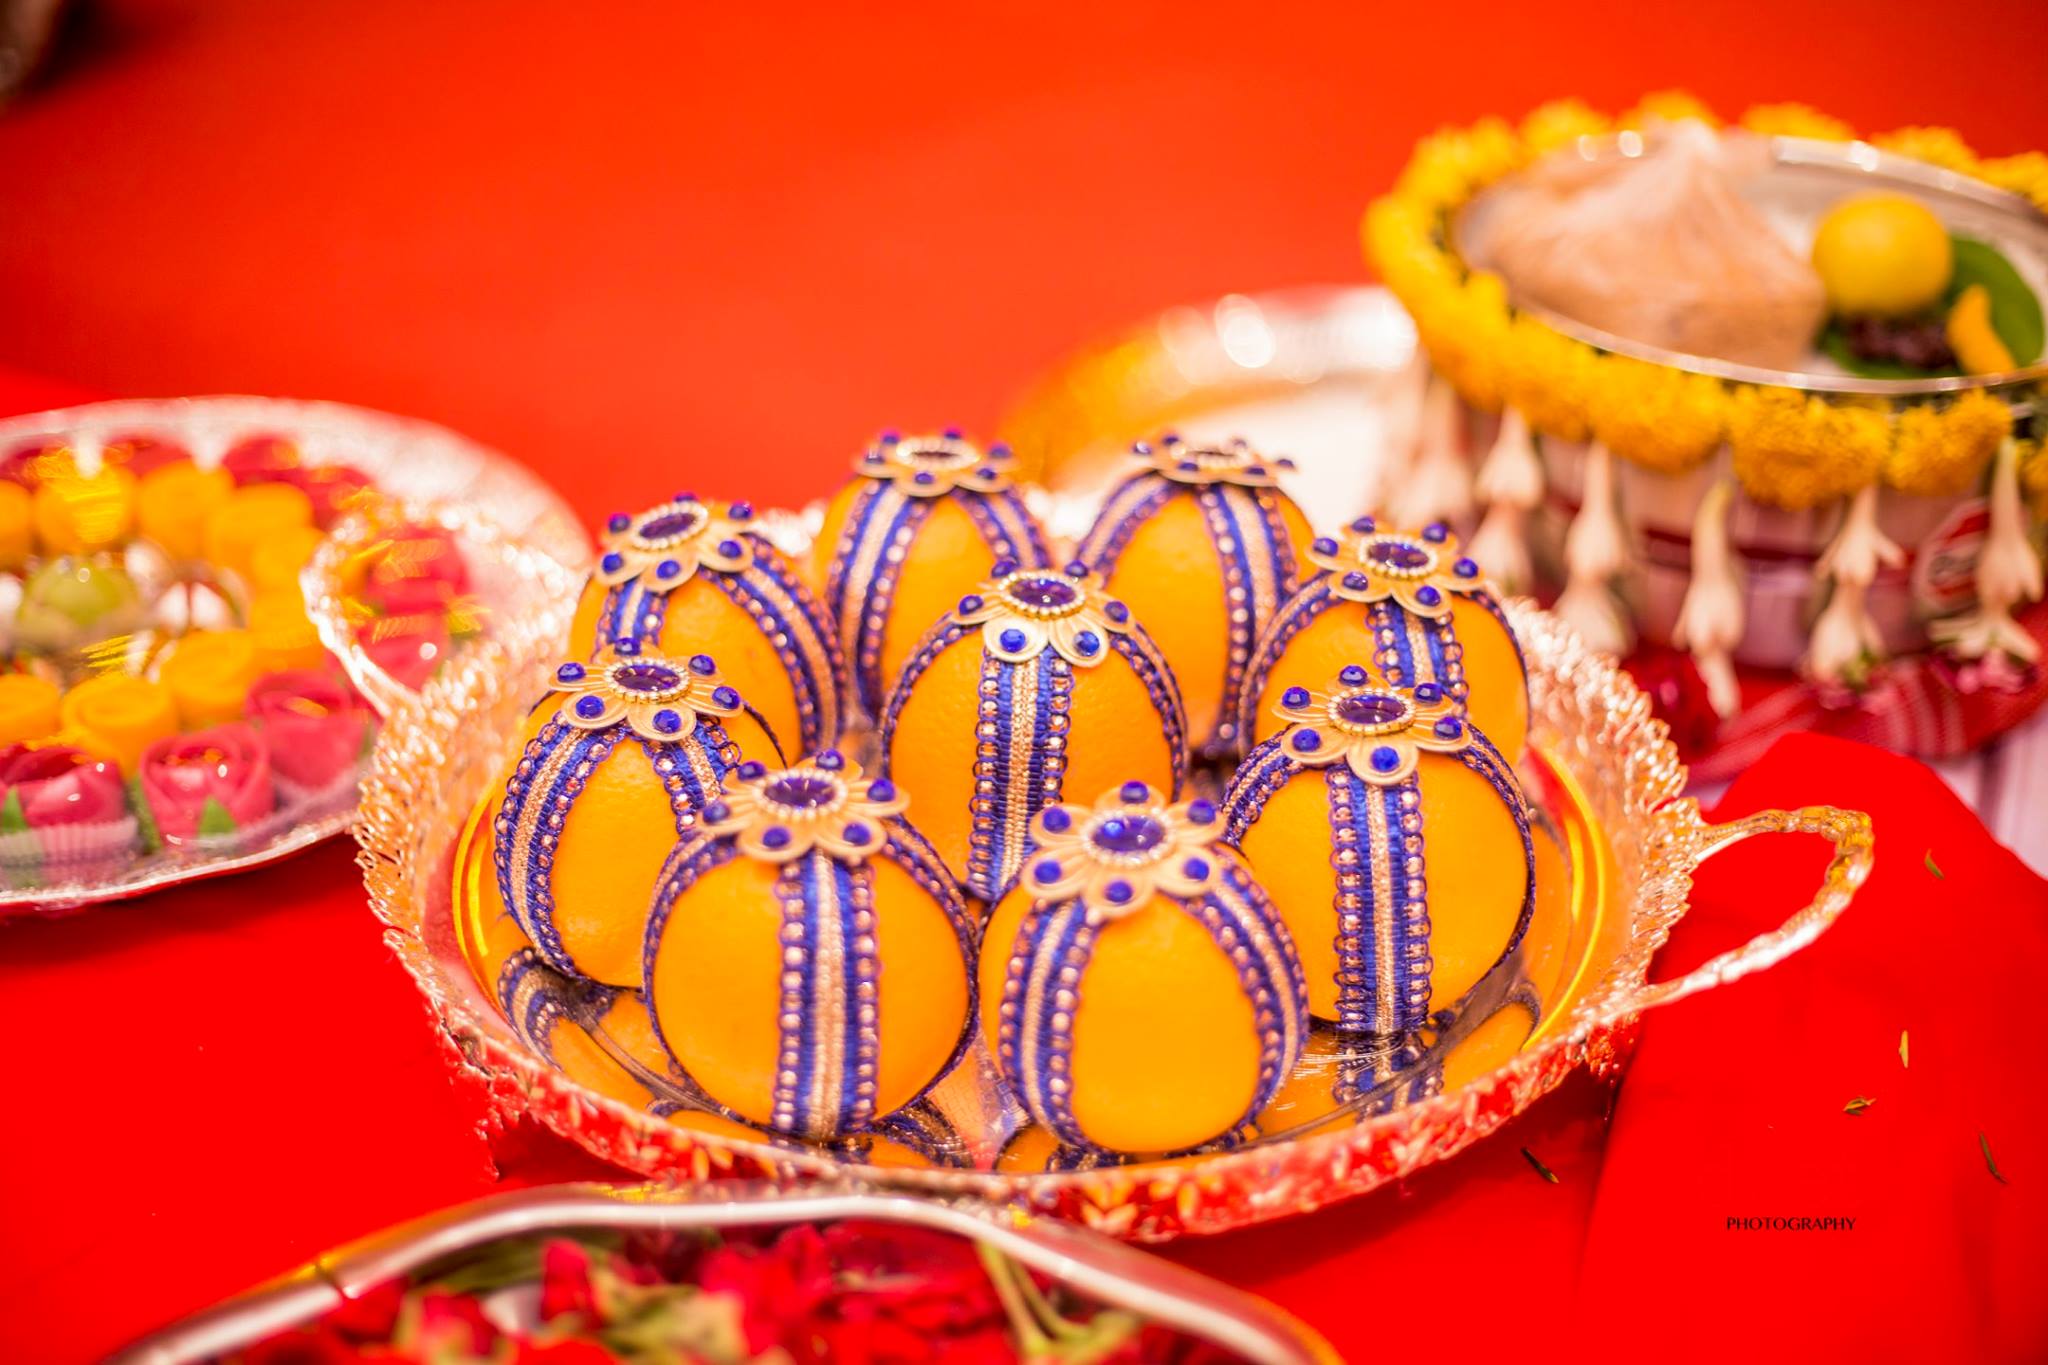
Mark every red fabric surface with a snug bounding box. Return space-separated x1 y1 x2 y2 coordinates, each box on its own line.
1 4 2046 1360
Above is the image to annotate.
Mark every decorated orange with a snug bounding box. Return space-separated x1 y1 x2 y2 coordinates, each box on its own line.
980 782 1307 1154
879 563 1187 901
569 494 843 756
1077 436 1313 758
491 645 779 987
1224 669 1535 1033
814 431 1051 716
1241 517 1528 762
644 754 974 1139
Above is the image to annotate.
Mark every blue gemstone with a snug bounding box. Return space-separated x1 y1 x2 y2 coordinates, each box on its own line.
737 760 767 780
674 490 698 503
942 425 964 440
1246 464 1267 477
1434 717 1464 739
1182 856 1210 879
1350 515 1376 533
1161 432 1182 446
1454 557 1479 577
640 508 701 540
555 662 586 683
761 826 791 850
863 450 886 464
716 539 743 558
1093 814 1165 854
1337 693 1409 728
867 779 897 802
1277 457 1297 470
656 559 682 579
1177 460 1200 473
765 773 839 809
1338 664 1368 685
1075 631 1100 656
601 552 625 574
1104 880 1134 905
711 685 739 707
689 654 716 675
1119 781 1150 803
1291 728 1321 752
1343 572 1370 591
606 513 629 533
1034 860 1061 884
999 628 1027 652
1065 560 1089 577
1311 536 1339 556
1416 585 1442 607
879 429 901 444
958 593 983 614
574 695 605 719
1366 539 1433 570
1422 522 1449 543
843 823 871 847
1104 600 1129 623
653 709 683 734
815 749 844 770
701 800 729 823
729 501 754 520
1414 682 1443 703
613 661 685 697
1282 686 1311 708
990 442 1012 457
1370 745 1401 773
1009 576 1079 610
992 557 1018 577
913 471 937 485
1042 807 1072 833
974 466 994 478
1186 798 1217 825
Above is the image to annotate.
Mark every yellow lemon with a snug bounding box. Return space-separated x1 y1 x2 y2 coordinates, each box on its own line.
571 496 843 756
813 431 1051 715
1224 671 1534 1031
1078 437 1314 758
644 756 973 1139
491 651 780 987
980 785 1306 1155
879 565 1188 901
1812 192 1953 317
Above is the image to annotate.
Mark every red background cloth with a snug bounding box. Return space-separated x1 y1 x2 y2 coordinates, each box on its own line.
1 4 2045 1360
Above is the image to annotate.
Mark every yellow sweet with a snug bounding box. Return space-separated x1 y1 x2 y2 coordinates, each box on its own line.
0 483 32 571
1947 284 2018 375
248 590 331 673
203 483 315 590
58 673 179 772
1226 673 1534 1031
1812 192 1953 317
159 630 264 728
489 651 780 987
1078 438 1314 757
249 526 330 594
0 673 62 745
644 757 972 1139
33 468 136 555
136 463 235 562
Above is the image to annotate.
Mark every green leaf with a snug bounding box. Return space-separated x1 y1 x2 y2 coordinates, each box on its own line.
1980 1131 2010 1185
129 775 162 854
1521 1147 1560 1183
1925 851 1945 880
1948 236 2044 366
1819 321 1958 380
1844 1096 1876 1116
196 796 239 838
0 788 27 835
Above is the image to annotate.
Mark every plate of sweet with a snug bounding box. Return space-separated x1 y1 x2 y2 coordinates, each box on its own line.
354 431 1873 1240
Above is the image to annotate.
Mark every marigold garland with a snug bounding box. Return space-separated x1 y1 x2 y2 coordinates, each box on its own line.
1366 94 2046 510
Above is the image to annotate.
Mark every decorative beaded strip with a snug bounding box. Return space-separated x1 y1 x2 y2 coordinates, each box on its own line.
496 946 582 1065
874 620 967 763
1107 629 1189 790
1333 1034 1442 1115
995 860 1305 1151
880 820 980 1109
764 850 881 1139
494 714 740 975
965 647 1074 903
1459 728 1537 963
956 485 1052 577
1072 474 1177 568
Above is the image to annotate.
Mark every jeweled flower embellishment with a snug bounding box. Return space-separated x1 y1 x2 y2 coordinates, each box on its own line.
1303 516 1491 620
700 751 908 863
548 643 745 743
595 495 755 593
1272 667 1471 784
1020 781 1224 920
855 428 1016 497
1134 432 1296 489
953 562 1131 667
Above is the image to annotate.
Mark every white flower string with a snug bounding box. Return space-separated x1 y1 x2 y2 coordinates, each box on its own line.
1672 479 1746 717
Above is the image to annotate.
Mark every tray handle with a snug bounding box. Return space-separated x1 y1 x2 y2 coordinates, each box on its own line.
1628 805 1875 1014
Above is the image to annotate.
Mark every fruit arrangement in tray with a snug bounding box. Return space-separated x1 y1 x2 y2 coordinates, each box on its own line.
468 430 1544 1164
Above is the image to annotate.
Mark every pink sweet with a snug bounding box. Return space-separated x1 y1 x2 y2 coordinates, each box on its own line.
0 743 126 826
245 671 370 790
137 723 275 839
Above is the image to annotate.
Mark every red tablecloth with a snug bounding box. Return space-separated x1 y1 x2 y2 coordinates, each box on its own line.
2 5 2046 1360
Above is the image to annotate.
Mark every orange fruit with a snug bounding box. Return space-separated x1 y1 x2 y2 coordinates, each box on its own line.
1077 437 1313 757
644 755 974 1139
1242 517 1527 762
980 784 1306 1155
879 565 1187 901
570 495 843 756
1224 670 1534 1033
813 431 1051 715
491 649 780 987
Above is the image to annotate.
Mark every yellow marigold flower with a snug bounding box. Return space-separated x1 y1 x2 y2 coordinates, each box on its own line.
1621 90 1718 129
1417 271 1513 412
1873 126 1978 174
1885 389 2012 497
1588 356 1728 474
2018 439 2048 520
1740 103 1855 143
1728 387 1886 510
1501 316 1600 443
1395 119 1522 210
1519 98 1609 156
1976 152 2048 214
